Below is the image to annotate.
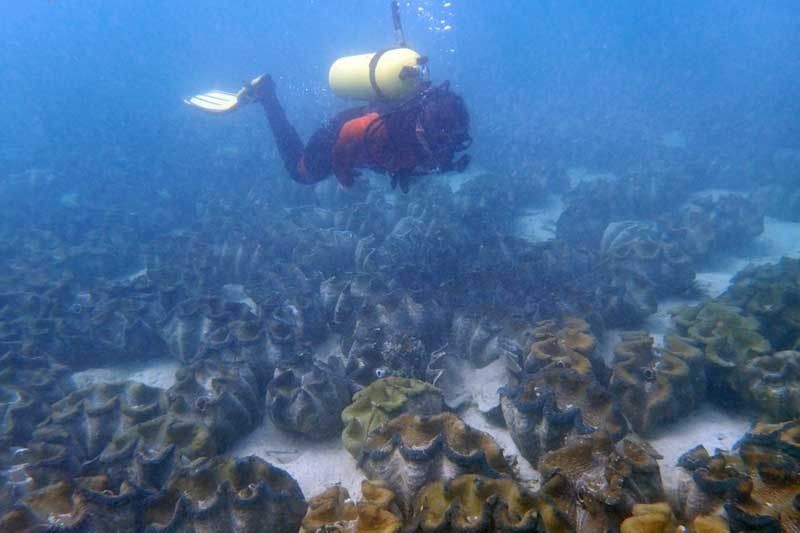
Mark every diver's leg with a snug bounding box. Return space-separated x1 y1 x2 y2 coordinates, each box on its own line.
250 75 311 183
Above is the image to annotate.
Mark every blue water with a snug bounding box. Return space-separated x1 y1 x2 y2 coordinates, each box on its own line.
3 1 798 181
2 2 800 531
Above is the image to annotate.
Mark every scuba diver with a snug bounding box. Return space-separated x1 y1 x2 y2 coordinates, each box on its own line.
185 2 471 193
247 74 469 193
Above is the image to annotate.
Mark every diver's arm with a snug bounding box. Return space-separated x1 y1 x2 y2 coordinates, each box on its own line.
331 145 360 188
330 121 360 187
334 168 361 188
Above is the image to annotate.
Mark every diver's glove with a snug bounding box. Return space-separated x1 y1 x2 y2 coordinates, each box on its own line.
436 154 471 174
390 170 415 193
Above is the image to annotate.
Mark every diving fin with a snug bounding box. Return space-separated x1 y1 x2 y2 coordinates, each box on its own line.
185 75 273 114
184 89 249 114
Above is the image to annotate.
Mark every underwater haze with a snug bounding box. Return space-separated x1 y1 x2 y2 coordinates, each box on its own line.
2 1 800 532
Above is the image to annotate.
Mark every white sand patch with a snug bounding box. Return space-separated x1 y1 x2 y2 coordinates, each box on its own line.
695 216 800 297
221 284 258 315
567 167 618 188
71 359 180 389
513 194 564 242
232 356 530 501
511 188 800 299
649 403 752 500
645 298 700 348
459 358 540 489
694 271 735 298
230 415 364 501
461 357 507 415
312 333 343 364
688 188 740 202
751 217 800 261
598 329 624 366
461 407 540 490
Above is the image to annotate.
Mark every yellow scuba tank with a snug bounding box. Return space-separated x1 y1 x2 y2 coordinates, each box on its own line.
328 47 427 101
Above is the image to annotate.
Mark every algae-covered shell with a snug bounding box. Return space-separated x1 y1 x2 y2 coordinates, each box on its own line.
302 485 357 532
343 292 436 386
740 350 800 421
31 380 168 464
610 331 700 435
500 366 628 465
525 336 594 377
267 358 352 440
301 480 402 533
0 352 74 447
672 446 745 522
691 514 730 533
359 413 513 515
412 474 572 532
737 419 800 465
673 301 773 400
532 318 597 354
0 476 142 533
539 432 664 532
673 426 800 532
142 455 307 533
167 359 262 452
341 377 444 459
662 334 706 402
722 257 800 351
619 502 678 533
508 317 608 386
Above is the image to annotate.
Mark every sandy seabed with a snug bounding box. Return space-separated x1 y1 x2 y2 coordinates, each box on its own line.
74 190 800 501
